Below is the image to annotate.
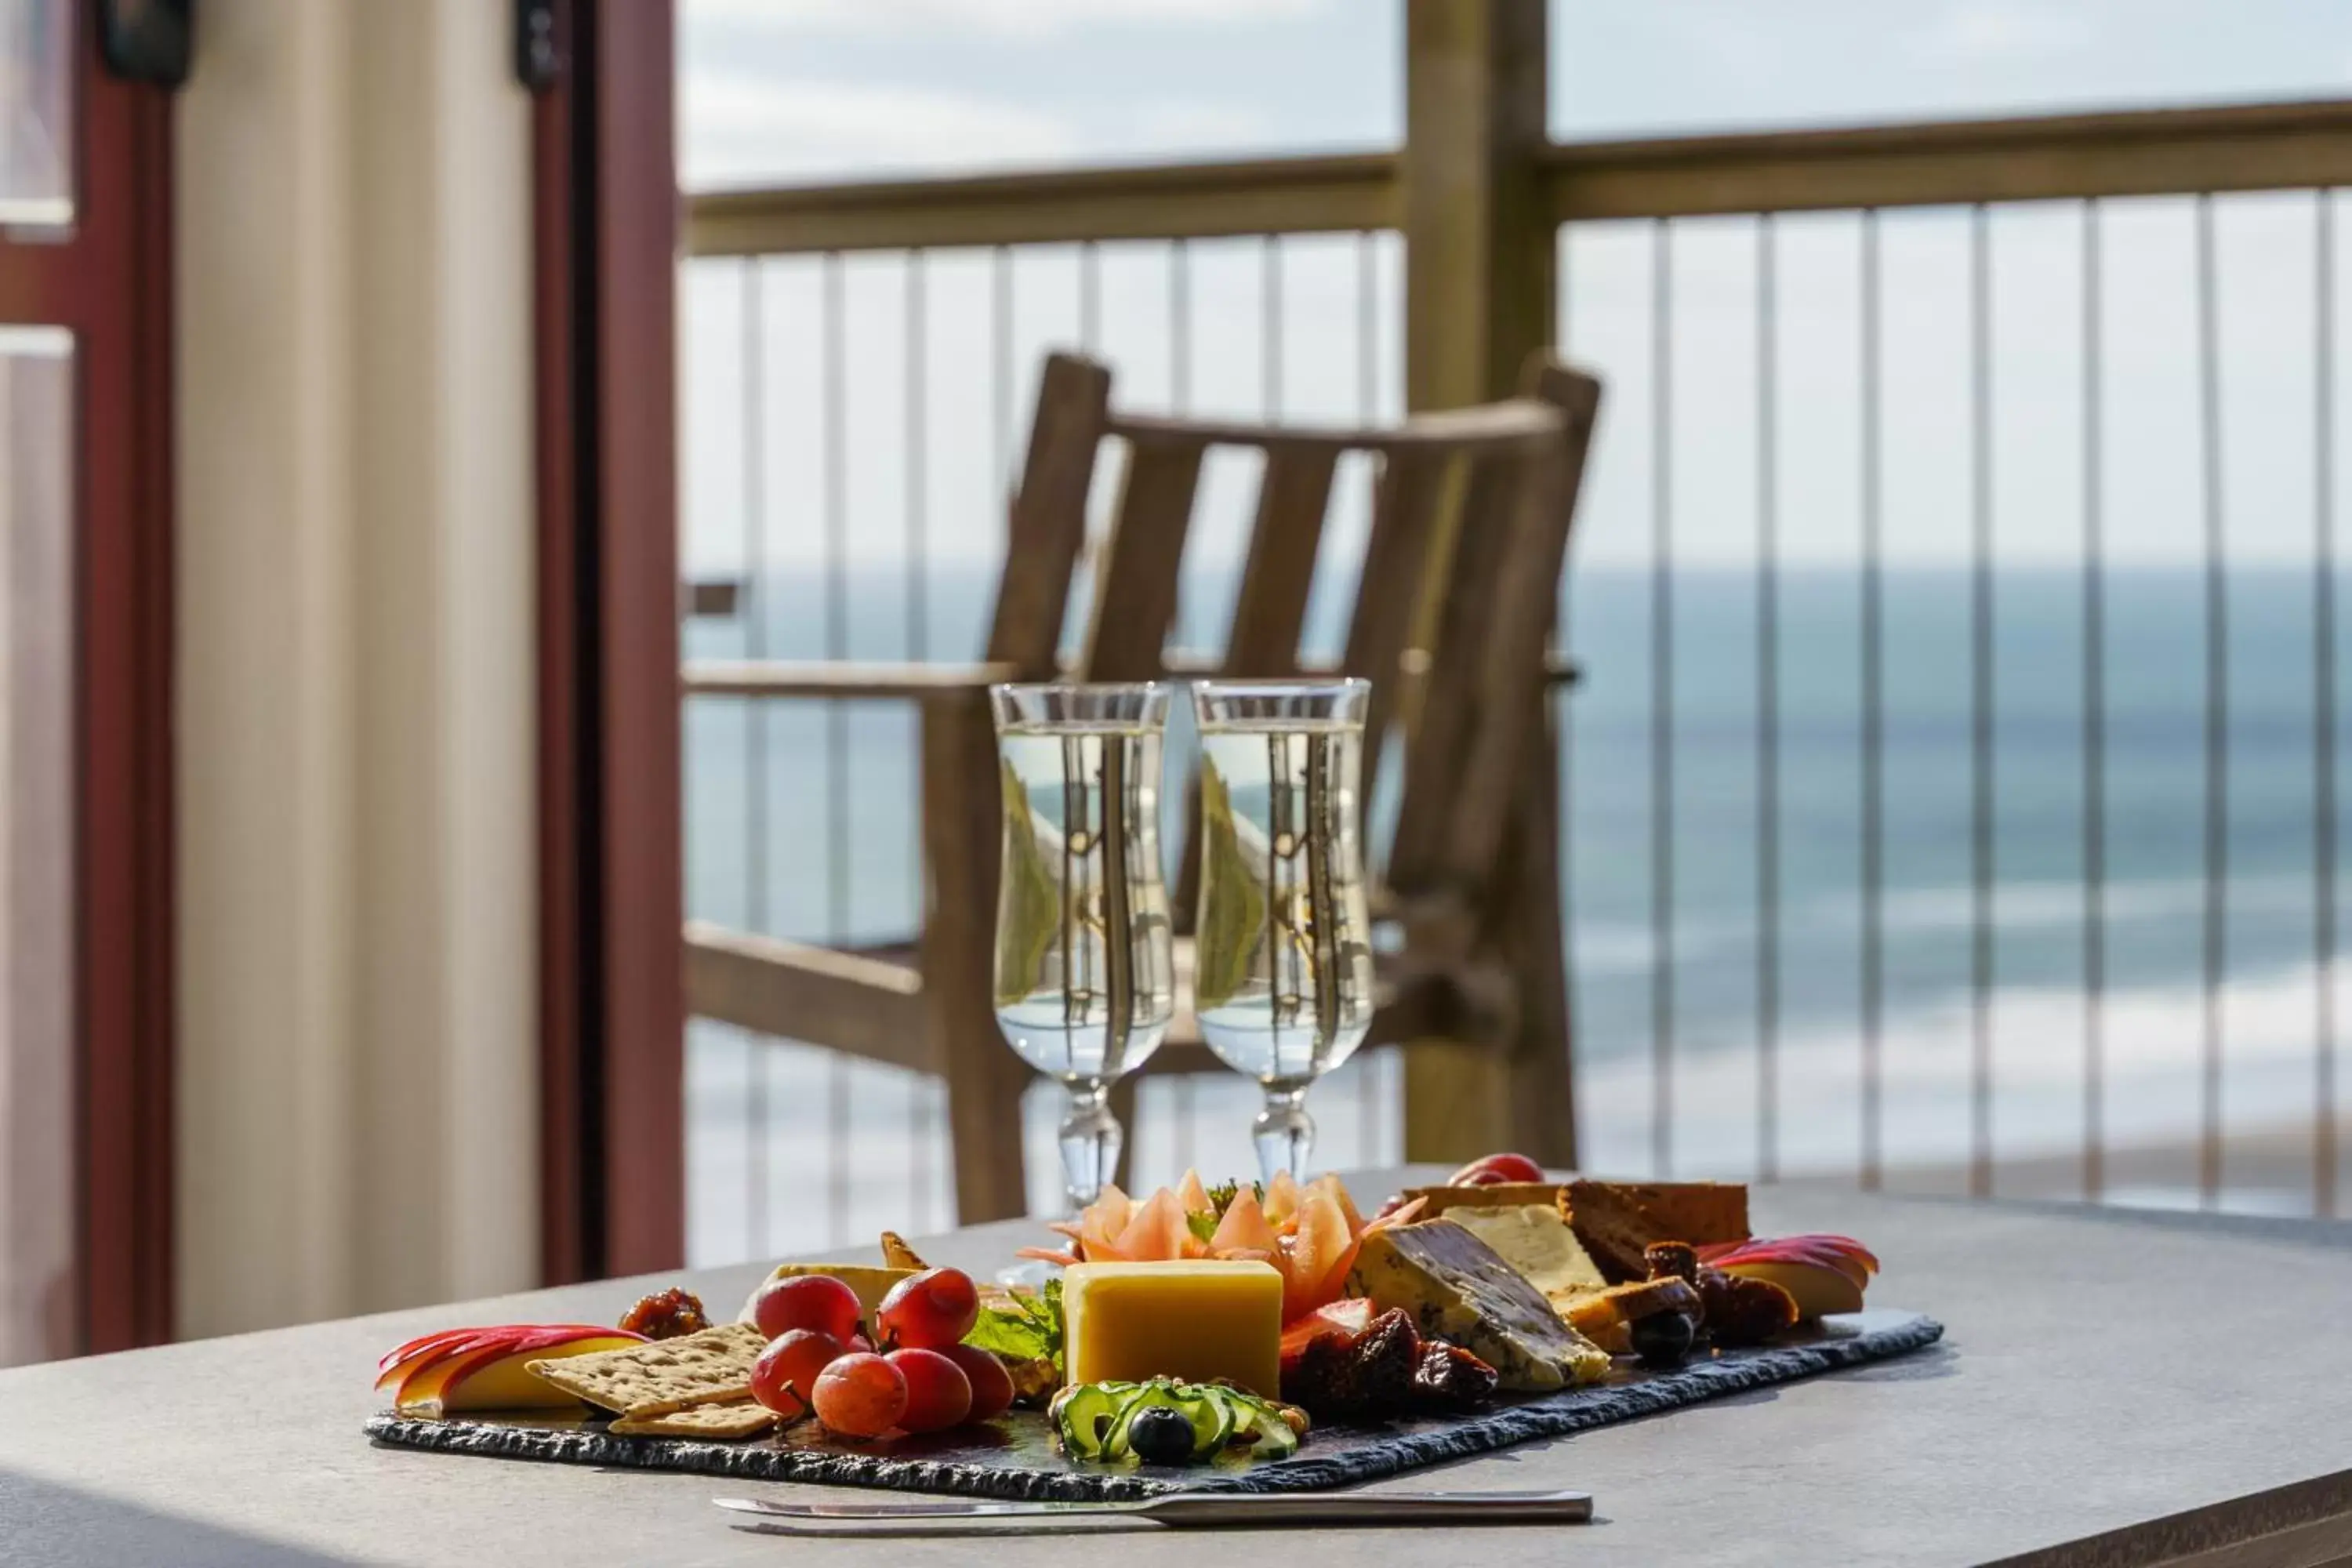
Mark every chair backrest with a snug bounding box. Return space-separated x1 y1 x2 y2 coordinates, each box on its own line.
985 351 1602 925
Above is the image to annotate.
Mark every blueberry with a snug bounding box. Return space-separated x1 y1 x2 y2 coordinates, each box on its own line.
1630 1311 1696 1369
1125 1404 1196 1465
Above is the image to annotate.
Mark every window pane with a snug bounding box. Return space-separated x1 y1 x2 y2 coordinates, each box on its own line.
0 0 72 227
0 328 74 1366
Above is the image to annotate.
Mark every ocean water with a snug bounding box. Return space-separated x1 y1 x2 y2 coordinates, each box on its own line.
681 560 2351 1261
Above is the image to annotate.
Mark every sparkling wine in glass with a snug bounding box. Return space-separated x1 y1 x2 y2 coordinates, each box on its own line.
1189 679 1375 1184
989 683 1176 1213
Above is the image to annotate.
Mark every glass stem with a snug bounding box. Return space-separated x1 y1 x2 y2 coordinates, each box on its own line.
1252 1083 1316 1185
1058 1081 1123 1212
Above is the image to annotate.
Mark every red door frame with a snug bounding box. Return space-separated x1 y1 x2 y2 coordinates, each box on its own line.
532 0 686 1283
0 0 176 1354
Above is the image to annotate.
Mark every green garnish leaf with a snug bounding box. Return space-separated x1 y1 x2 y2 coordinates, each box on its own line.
1185 1210 1220 1243
1203 1179 1263 1218
964 1278 1065 1371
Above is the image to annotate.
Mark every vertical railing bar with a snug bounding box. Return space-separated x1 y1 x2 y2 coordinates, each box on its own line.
1263 232 1283 416
1171 238 1193 413
1755 215 1780 1183
1860 209 1886 1193
2195 194 2228 1210
1969 204 1997 1200
1558 226 1577 1181
2082 200 2108 1204
2315 189 2339 1221
823 251 852 1245
1650 217 1675 1179
993 244 1014 496
1356 227 1381 1167
1168 236 1195 1167
1080 239 1101 355
741 259 771 1258
906 250 932 1230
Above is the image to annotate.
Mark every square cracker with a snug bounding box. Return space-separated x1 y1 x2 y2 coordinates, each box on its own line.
527 1321 767 1417
608 1400 780 1439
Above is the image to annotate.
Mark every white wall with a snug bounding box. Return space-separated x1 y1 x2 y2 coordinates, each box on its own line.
176 0 539 1338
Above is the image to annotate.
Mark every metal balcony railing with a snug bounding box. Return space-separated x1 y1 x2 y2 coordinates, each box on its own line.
677 83 2350 1263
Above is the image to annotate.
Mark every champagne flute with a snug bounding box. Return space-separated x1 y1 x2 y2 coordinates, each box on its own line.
989 683 1176 1213
1189 679 1376 1184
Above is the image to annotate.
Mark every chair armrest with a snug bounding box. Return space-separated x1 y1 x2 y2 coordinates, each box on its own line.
1157 651 1580 687
683 659 1018 702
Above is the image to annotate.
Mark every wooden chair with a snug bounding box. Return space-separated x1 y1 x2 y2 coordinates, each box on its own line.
684 350 1603 1222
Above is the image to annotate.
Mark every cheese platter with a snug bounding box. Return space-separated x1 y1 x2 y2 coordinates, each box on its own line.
365 1156 1943 1504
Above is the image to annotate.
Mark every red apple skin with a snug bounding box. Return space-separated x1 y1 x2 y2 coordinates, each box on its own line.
380 1323 644 1400
378 1322 639 1380
434 1330 643 1410
383 1328 516 1397
1448 1152 1546 1186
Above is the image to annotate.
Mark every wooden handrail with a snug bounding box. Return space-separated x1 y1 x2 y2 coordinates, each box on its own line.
688 151 1398 257
684 652 1581 693
683 659 1014 699
1544 96 2352 221
683 98 2352 260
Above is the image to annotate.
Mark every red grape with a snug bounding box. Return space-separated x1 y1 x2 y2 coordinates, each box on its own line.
886 1348 972 1432
877 1267 979 1350
750 1328 842 1417
939 1344 1014 1423
749 1274 862 1343
811 1352 908 1439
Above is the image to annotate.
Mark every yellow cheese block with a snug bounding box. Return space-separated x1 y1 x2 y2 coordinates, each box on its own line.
1063 1260 1283 1397
738 1264 916 1327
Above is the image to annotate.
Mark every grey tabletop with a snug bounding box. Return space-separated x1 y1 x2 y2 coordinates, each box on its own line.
4 1171 2351 1567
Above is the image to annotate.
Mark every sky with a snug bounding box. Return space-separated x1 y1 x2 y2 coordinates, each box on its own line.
673 1 2352 574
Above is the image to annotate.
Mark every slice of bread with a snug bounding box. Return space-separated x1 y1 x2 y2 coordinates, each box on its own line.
1561 1181 1751 1283
1400 1182 1569 1218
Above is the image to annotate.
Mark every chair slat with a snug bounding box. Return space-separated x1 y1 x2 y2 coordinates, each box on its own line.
1443 364 1602 884
987 354 1112 677
1388 447 1524 897
1171 445 1340 920
1078 438 1207 679
1341 446 1452 801
1224 445 1340 677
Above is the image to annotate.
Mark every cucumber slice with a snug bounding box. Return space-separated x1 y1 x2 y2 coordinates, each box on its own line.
1224 1395 1300 1458
1181 1388 1234 1454
1052 1383 1131 1460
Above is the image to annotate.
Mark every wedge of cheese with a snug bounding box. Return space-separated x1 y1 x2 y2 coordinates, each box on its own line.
1443 1203 1611 1315
1063 1260 1284 1396
737 1263 916 1327
1347 1220 1611 1392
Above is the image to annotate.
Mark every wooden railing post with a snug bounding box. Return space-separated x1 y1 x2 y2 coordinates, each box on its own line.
1399 0 1560 1164
1403 0 1552 412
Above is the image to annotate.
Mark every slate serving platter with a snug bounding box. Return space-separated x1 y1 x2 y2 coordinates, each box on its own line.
365 1308 1941 1502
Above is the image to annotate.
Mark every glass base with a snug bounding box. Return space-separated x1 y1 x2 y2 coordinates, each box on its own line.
1057 1081 1123 1213
1252 1083 1316 1185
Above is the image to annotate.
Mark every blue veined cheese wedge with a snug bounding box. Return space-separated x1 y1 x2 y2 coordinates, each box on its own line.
1348 1219 1613 1392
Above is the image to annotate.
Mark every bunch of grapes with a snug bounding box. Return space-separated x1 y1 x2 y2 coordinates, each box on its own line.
743 1267 1012 1439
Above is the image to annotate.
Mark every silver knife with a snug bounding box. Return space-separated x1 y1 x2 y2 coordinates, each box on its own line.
715 1487 1592 1530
